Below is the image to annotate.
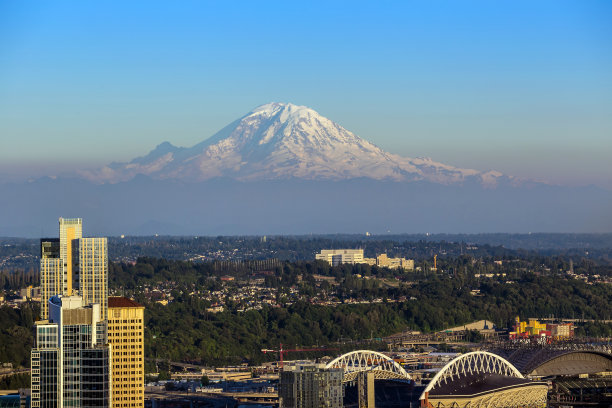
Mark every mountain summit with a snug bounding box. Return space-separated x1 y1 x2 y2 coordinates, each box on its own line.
81 102 505 185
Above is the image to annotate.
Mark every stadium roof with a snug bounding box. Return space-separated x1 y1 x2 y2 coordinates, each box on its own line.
490 348 612 376
429 373 545 397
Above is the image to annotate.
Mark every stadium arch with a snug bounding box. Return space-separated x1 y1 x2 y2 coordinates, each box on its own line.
326 350 411 382
420 351 548 408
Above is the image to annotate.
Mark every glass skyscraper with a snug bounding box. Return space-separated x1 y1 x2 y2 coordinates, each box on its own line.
31 296 111 408
76 238 108 321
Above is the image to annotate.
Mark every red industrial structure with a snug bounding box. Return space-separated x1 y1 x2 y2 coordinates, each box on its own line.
261 344 338 368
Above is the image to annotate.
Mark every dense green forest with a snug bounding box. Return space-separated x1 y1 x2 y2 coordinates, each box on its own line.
1 255 610 370
113 258 612 368
110 254 611 289
0 304 36 368
139 278 612 367
0 373 30 390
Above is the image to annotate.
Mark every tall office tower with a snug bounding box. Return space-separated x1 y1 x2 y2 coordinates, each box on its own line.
40 218 83 319
31 295 111 408
108 297 145 408
40 218 109 320
40 238 61 320
76 238 109 321
58 217 82 295
279 364 344 408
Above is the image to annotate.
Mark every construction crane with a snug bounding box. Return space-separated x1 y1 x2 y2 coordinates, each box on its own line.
261 344 338 368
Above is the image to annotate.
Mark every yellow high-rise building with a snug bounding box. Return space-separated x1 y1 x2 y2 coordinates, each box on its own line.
59 217 82 295
40 217 83 319
40 218 109 320
108 296 145 408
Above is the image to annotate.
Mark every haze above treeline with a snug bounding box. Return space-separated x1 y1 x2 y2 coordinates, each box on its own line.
2 234 611 273
1 103 611 236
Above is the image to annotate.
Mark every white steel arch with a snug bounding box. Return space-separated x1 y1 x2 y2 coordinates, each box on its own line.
420 351 524 400
326 350 411 382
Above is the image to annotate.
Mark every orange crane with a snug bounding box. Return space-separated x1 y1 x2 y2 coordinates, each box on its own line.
261 344 338 368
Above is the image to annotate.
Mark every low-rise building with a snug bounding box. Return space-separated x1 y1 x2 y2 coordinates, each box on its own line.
315 249 364 266
364 254 414 270
510 317 574 339
547 323 574 338
19 285 41 300
375 254 414 270
316 250 414 270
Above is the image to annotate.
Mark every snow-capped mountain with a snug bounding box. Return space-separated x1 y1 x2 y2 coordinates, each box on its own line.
80 102 507 186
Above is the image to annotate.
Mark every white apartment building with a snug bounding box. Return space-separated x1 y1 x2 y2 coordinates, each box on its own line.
315 249 364 266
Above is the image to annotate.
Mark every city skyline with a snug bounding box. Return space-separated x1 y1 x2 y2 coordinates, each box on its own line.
31 217 143 407
0 216 610 406
32 217 113 406
1 1 611 188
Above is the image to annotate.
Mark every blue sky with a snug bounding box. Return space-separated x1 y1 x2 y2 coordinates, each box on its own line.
1 1 611 187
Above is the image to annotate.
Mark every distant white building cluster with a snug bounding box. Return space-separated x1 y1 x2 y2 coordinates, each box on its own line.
366 253 415 270
316 249 364 266
315 249 414 270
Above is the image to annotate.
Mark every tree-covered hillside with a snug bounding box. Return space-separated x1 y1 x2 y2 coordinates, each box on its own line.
112 258 612 367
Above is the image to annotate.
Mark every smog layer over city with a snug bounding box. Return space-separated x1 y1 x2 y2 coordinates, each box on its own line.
1 2 611 407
